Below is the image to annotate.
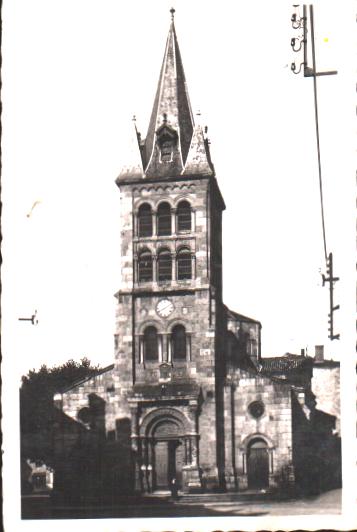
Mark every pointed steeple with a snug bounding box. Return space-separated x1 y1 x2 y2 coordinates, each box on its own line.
143 9 194 178
183 120 215 176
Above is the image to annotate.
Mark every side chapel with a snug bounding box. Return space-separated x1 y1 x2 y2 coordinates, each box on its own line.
53 10 340 498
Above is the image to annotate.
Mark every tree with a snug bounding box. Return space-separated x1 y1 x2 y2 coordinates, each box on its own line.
20 357 102 466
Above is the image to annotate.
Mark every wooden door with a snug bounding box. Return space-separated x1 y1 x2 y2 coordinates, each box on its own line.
154 439 183 490
247 440 269 489
155 441 169 489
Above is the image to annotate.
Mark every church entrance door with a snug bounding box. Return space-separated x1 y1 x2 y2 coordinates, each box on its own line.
154 439 183 490
247 439 269 489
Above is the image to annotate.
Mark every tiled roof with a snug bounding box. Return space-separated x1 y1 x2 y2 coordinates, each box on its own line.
225 307 262 326
60 364 114 393
260 354 312 374
313 359 340 368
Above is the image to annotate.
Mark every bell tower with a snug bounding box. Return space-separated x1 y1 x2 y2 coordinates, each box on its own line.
114 9 226 493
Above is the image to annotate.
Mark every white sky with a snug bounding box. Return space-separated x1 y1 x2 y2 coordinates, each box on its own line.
2 0 356 379
2 2 357 530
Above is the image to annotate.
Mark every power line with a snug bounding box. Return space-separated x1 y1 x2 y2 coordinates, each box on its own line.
309 5 328 263
290 4 340 340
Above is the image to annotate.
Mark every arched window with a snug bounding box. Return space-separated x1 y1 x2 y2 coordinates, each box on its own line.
157 202 171 236
177 247 192 280
157 248 172 282
177 200 191 232
171 324 187 360
143 326 159 361
138 204 153 237
138 250 153 282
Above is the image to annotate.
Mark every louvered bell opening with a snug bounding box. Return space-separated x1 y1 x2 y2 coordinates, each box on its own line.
158 249 172 281
157 203 172 236
138 204 153 237
177 201 191 232
177 248 192 280
138 251 153 282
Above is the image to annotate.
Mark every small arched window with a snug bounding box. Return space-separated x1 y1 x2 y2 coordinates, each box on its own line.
138 250 153 282
160 139 174 162
157 248 172 282
157 202 171 236
177 200 191 232
138 204 153 237
171 324 187 360
144 326 159 361
177 247 192 280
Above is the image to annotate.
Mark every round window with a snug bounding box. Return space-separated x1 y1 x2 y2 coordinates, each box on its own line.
248 400 265 419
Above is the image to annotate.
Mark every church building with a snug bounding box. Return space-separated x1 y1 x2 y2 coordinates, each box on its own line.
53 10 340 499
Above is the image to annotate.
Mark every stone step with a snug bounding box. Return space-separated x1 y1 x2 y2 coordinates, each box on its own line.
172 490 287 504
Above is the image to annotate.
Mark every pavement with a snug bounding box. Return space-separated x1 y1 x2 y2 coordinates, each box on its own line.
22 488 341 519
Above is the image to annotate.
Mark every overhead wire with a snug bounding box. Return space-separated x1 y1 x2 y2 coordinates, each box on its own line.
309 5 329 264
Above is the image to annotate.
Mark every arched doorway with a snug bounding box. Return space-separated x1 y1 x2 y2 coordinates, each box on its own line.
152 420 184 490
247 438 269 489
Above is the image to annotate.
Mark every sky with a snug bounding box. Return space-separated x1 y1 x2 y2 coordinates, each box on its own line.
2 0 356 380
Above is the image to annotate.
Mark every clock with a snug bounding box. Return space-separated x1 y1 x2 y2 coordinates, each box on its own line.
156 299 174 318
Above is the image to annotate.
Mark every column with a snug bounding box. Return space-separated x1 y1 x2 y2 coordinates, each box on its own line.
130 405 143 492
139 335 144 364
172 252 176 281
130 406 139 447
188 437 193 463
191 435 198 467
149 439 155 491
167 334 172 363
160 333 170 363
172 208 176 234
134 212 138 237
133 254 138 283
239 450 248 489
158 335 163 363
152 254 157 283
142 438 150 493
184 438 188 465
191 253 196 280
191 209 195 232
152 210 157 236
269 449 274 474
186 334 191 361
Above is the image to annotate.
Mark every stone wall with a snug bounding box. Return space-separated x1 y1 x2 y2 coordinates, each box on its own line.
311 363 340 434
224 373 293 491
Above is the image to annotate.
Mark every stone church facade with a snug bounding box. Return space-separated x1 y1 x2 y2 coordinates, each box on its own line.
53 12 340 499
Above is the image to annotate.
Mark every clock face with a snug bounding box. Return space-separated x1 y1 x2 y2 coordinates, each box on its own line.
156 299 174 318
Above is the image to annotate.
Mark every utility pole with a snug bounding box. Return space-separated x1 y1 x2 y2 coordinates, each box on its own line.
290 4 340 340
322 253 340 340
18 310 38 325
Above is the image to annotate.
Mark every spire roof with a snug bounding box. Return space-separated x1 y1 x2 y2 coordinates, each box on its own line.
183 123 215 176
143 11 194 177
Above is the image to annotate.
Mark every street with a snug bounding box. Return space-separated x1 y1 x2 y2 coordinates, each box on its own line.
22 489 341 519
